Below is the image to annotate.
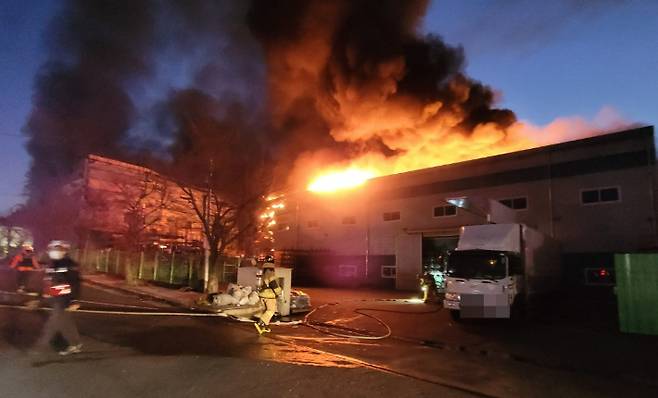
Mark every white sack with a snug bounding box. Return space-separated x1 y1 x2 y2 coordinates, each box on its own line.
248 291 260 305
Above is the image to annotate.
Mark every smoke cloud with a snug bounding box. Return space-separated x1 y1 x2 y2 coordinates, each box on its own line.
22 0 627 206
22 1 157 201
247 0 520 186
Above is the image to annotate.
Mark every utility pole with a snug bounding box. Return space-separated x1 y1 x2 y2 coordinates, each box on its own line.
203 158 214 292
203 204 209 291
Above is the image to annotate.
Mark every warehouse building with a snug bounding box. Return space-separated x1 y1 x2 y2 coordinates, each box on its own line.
270 126 657 290
74 155 204 248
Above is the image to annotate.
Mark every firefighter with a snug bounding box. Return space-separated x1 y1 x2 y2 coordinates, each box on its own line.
9 244 40 293
420 273 430 302
34 241 82 355
254 257 281 335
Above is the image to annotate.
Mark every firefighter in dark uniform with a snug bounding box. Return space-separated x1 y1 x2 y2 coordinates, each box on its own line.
34 241 82 355
9 244 40 293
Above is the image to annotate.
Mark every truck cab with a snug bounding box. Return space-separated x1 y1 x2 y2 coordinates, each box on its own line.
442 223 559 320
443 249 524 319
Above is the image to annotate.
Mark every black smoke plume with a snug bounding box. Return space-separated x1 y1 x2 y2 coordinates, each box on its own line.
247 0 516 183
20 0 522 244
23 1 157 201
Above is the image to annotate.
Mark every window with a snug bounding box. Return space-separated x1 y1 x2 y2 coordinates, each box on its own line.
446 197 467 207
433 205 457 217
581 187 621 205
381 265 396 279
600 187 620 202
499 197 528 210
339 264 357 278
581 190 599 204
342 216 357 225
382 211 401 221
307 220 319 228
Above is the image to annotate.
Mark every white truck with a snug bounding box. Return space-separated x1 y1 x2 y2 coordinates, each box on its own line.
443 223 560 320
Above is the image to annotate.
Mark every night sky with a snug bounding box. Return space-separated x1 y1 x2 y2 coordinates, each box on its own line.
1 0 657 214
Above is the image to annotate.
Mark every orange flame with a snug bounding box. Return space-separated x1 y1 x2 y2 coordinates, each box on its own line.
304 107 628 193
308 168 377 193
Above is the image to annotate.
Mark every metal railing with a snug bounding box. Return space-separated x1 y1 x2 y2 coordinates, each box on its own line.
72 248 239 289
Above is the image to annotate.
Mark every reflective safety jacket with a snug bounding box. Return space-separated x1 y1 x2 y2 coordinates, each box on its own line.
10 254 40 271
258 275 282 299
45 257 81 306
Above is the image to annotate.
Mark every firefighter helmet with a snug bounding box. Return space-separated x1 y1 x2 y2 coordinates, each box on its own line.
47 240 71 260
257 254 275 264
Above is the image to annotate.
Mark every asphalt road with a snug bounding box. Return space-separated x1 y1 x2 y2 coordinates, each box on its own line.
1 279 658 398
0 283 476 398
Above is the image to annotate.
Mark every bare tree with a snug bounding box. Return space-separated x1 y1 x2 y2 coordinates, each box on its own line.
115 173 171 250
76 168 174 252
179 185 262 286
160 90 273 289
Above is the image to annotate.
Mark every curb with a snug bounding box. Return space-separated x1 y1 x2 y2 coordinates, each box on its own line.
82 277 188 309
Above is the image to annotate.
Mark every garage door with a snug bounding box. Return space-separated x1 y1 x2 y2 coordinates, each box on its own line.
395 233 422 290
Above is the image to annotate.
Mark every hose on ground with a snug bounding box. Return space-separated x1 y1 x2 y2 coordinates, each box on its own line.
1 289 438 336
300 299 442 340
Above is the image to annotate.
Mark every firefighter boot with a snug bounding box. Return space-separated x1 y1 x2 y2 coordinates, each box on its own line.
254 320 271 335
254 320 265 335
59 344 82 356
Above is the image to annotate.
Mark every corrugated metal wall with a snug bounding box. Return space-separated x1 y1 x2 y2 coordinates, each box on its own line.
615 253 658 335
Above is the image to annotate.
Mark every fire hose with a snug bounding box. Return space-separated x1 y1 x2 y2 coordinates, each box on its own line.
0 303 234 317
0 289 303 324
299 299 442 341
0 291 164 311
0 301 302 323
1 290 439 337
302 303 392 340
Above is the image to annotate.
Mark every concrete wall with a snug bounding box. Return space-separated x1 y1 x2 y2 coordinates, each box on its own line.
551 169 656 252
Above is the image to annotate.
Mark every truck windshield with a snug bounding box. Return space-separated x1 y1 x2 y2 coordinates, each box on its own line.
447 252 507 280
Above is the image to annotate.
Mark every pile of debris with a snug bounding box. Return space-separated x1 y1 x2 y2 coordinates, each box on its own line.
192 283 264 317
210 283 261 307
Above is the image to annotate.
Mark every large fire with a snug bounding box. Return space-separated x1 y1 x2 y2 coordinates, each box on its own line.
305 108 628 194
305 122 529 193
308 168 377 193
251 0 630 195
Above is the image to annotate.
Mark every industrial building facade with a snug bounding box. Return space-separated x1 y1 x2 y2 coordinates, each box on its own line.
270 126 657 290
75 155 204 248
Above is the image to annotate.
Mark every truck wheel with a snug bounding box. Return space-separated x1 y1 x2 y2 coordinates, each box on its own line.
450 310 461 321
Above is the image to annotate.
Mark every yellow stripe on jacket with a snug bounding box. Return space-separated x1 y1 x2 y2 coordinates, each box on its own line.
259 277 282 299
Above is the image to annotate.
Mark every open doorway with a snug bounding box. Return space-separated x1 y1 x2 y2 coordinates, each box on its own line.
421 235 459 299
422 236 459 267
